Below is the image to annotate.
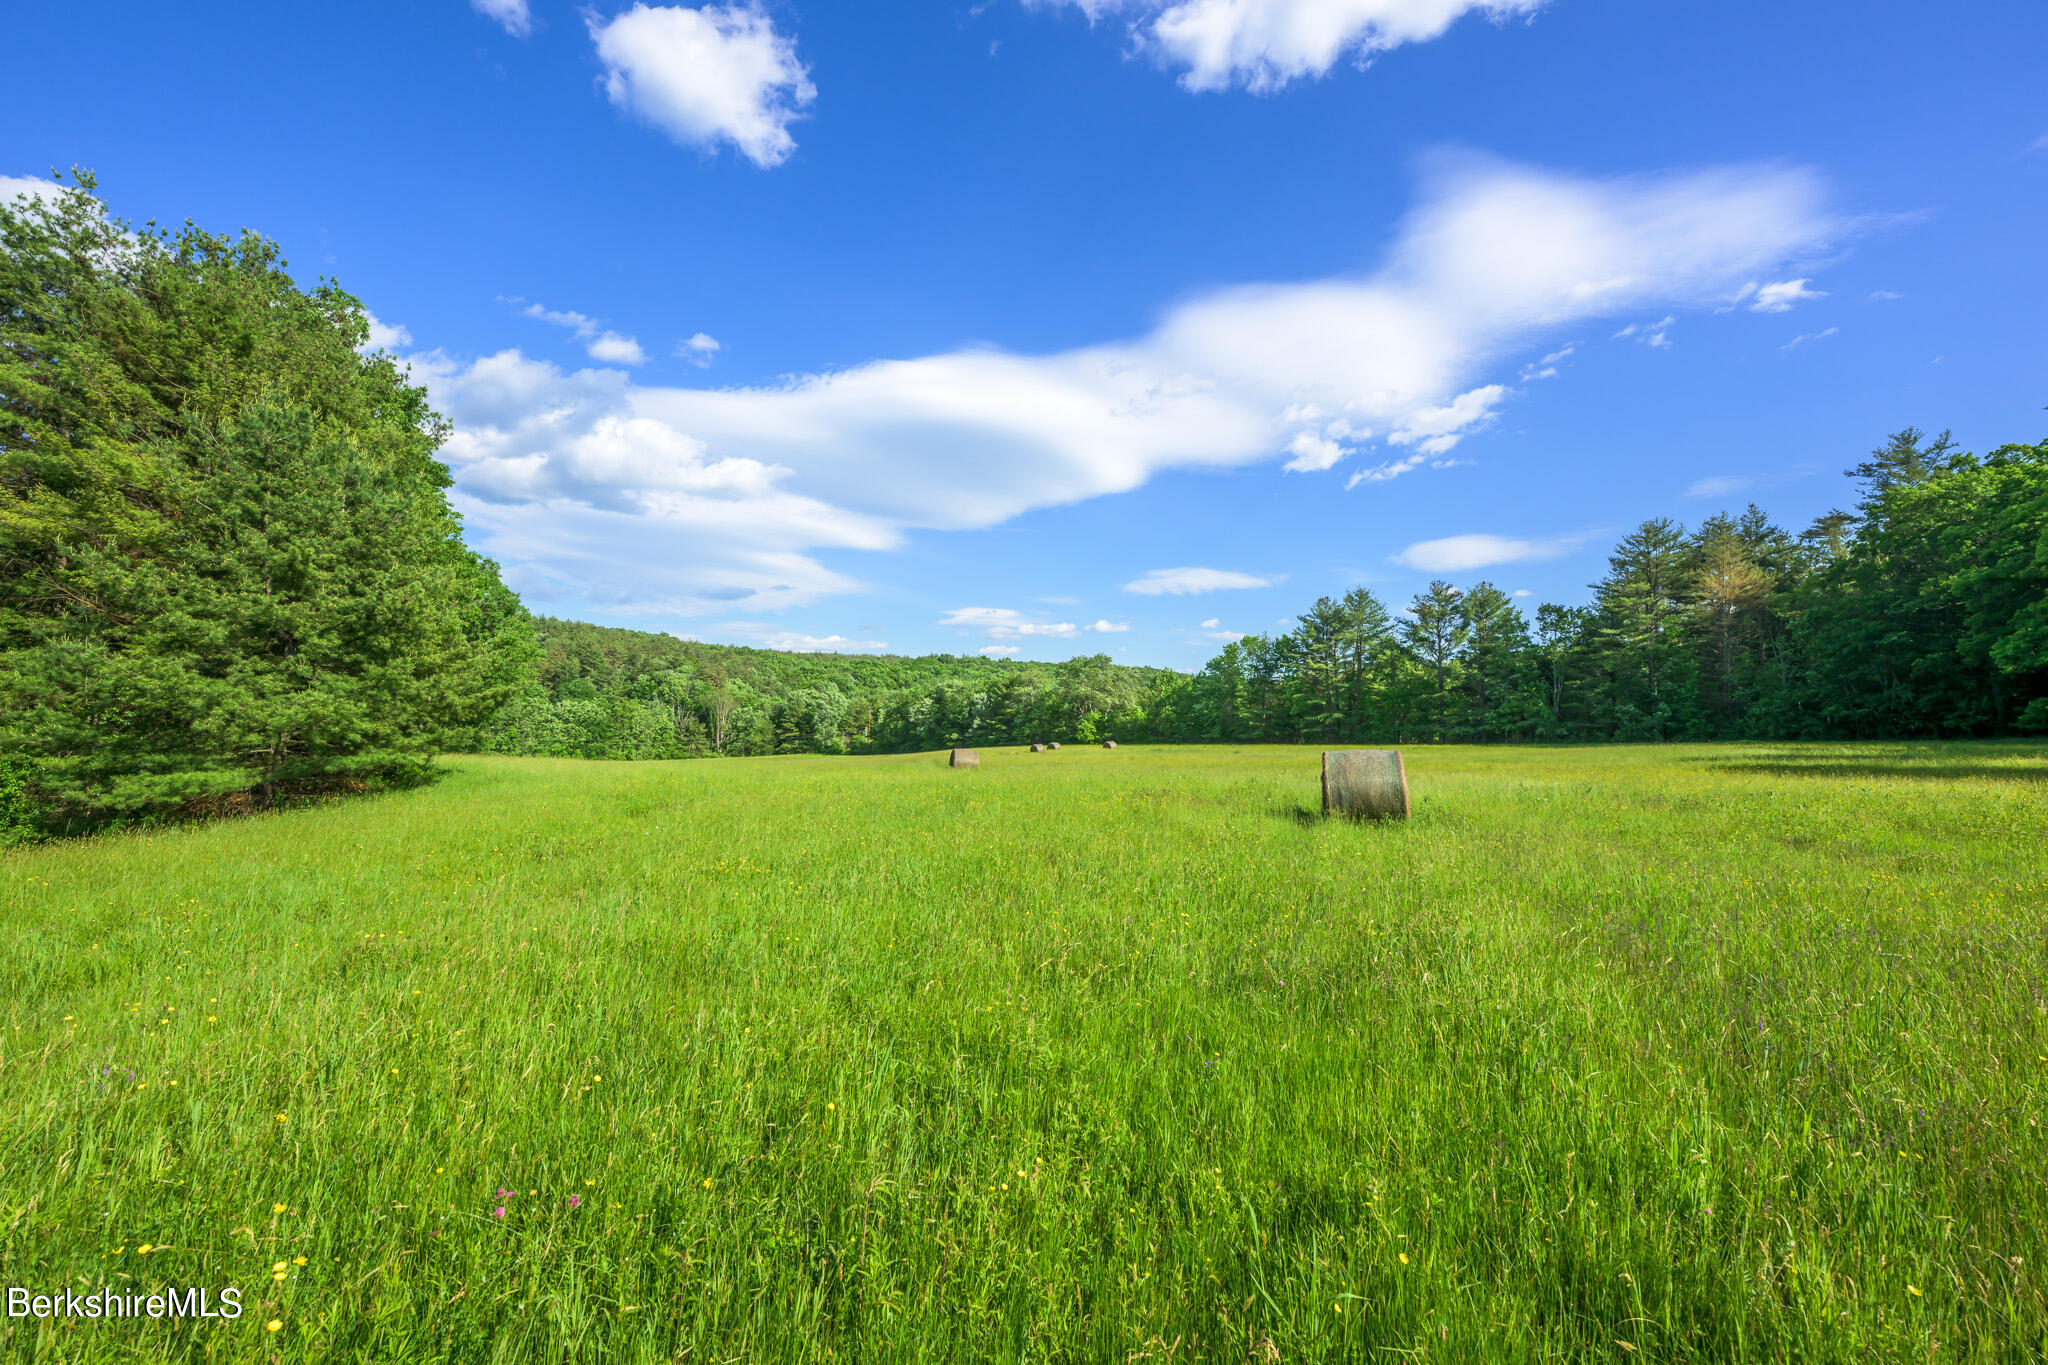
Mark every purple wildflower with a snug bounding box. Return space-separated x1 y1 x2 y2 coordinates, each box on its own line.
493 1207 506 1219
568 1194 581 1209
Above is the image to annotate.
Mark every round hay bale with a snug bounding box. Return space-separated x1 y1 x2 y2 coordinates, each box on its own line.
1322 749 1410 820
1102 740 1117 749
949 748 979 768
1048 741 1062 750
1029 743 1045 753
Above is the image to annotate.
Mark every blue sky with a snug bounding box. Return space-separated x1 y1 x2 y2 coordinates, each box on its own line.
6 0 2045 666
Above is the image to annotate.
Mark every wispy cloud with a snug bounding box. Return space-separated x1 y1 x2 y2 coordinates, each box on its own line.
1781 327 1838 350
1088 619 1131 632
1685 462 1820 499
517 301 647 365
940 606 1079 639
716 625 889 652
1518 343 1575 381
1123 567 1277 596
1612 315 1674 348
1391 532 1585 572
1746 278 1826 313
979 644 1020 656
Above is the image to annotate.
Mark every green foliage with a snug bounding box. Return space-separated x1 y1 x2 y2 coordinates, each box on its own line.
5 742 2045 1359
1163 426 2048 746
485 617 1181 759
0 176 532 831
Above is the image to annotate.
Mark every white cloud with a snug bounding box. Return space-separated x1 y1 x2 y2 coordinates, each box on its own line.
1391 532 1583 572
1781 326 1838 351
587 333 649 365
363 312 413 350
401 157 1834 618
1612 315 1674 348
1387 382 1503 452
1869 290 1903 301
1685 462 1822 500
678 332 723 366
940 606 1079 639
1200 617 1221 628
715 626 889 652
1034 0 1550 93
1087 619 1131 632
520 302 647 365
1748 278 1825 313
1511 588 1531 597
1518 342 1573 380
1205 630 1245 642
1036 595 1081 605
980 644 1021 656
590 4 815 168
471 0 532 37
2028 133 2048 155
1124 567 1276 595
1283 429 1348 472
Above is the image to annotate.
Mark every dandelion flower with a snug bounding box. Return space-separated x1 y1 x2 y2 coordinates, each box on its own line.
138 1244 153 1254
266 1320 282 1332
293 1256 307 1266
273 1203 287 1214
1908 1285 1923 1297
1399 1253 1410 1265
272 1270 287 1283
702 1177 714 1189
273 1262 287 1273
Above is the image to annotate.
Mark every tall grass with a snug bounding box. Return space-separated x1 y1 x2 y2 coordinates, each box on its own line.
2 742 2045 1361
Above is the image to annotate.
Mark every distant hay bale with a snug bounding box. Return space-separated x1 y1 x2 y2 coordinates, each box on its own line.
1322 749 1410 821
1048 742 1062 750
1102 740 1117 749
1029 743 1045 753
950 748 979 768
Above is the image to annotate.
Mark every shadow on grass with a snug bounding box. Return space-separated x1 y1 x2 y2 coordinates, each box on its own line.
1699 745 2048 784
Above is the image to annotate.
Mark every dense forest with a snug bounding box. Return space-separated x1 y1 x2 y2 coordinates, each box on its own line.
4 180 2043 839
483 620 1176 758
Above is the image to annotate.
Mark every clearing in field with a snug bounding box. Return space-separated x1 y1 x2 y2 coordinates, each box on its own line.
3 742 2045 1361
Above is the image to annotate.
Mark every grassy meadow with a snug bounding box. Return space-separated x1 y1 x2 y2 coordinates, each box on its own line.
2 742 2046 1362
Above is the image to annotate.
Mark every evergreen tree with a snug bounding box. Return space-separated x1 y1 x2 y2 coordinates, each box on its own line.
1 177 530 830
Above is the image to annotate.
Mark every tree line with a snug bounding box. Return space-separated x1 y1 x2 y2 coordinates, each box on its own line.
1152 428 2047 744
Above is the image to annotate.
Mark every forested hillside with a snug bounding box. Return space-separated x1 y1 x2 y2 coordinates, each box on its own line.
484 618 1178 757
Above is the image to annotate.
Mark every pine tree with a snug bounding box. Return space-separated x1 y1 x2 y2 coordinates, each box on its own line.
1 177 531 830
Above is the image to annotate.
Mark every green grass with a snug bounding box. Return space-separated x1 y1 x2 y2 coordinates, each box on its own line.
3 742 2047 1362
